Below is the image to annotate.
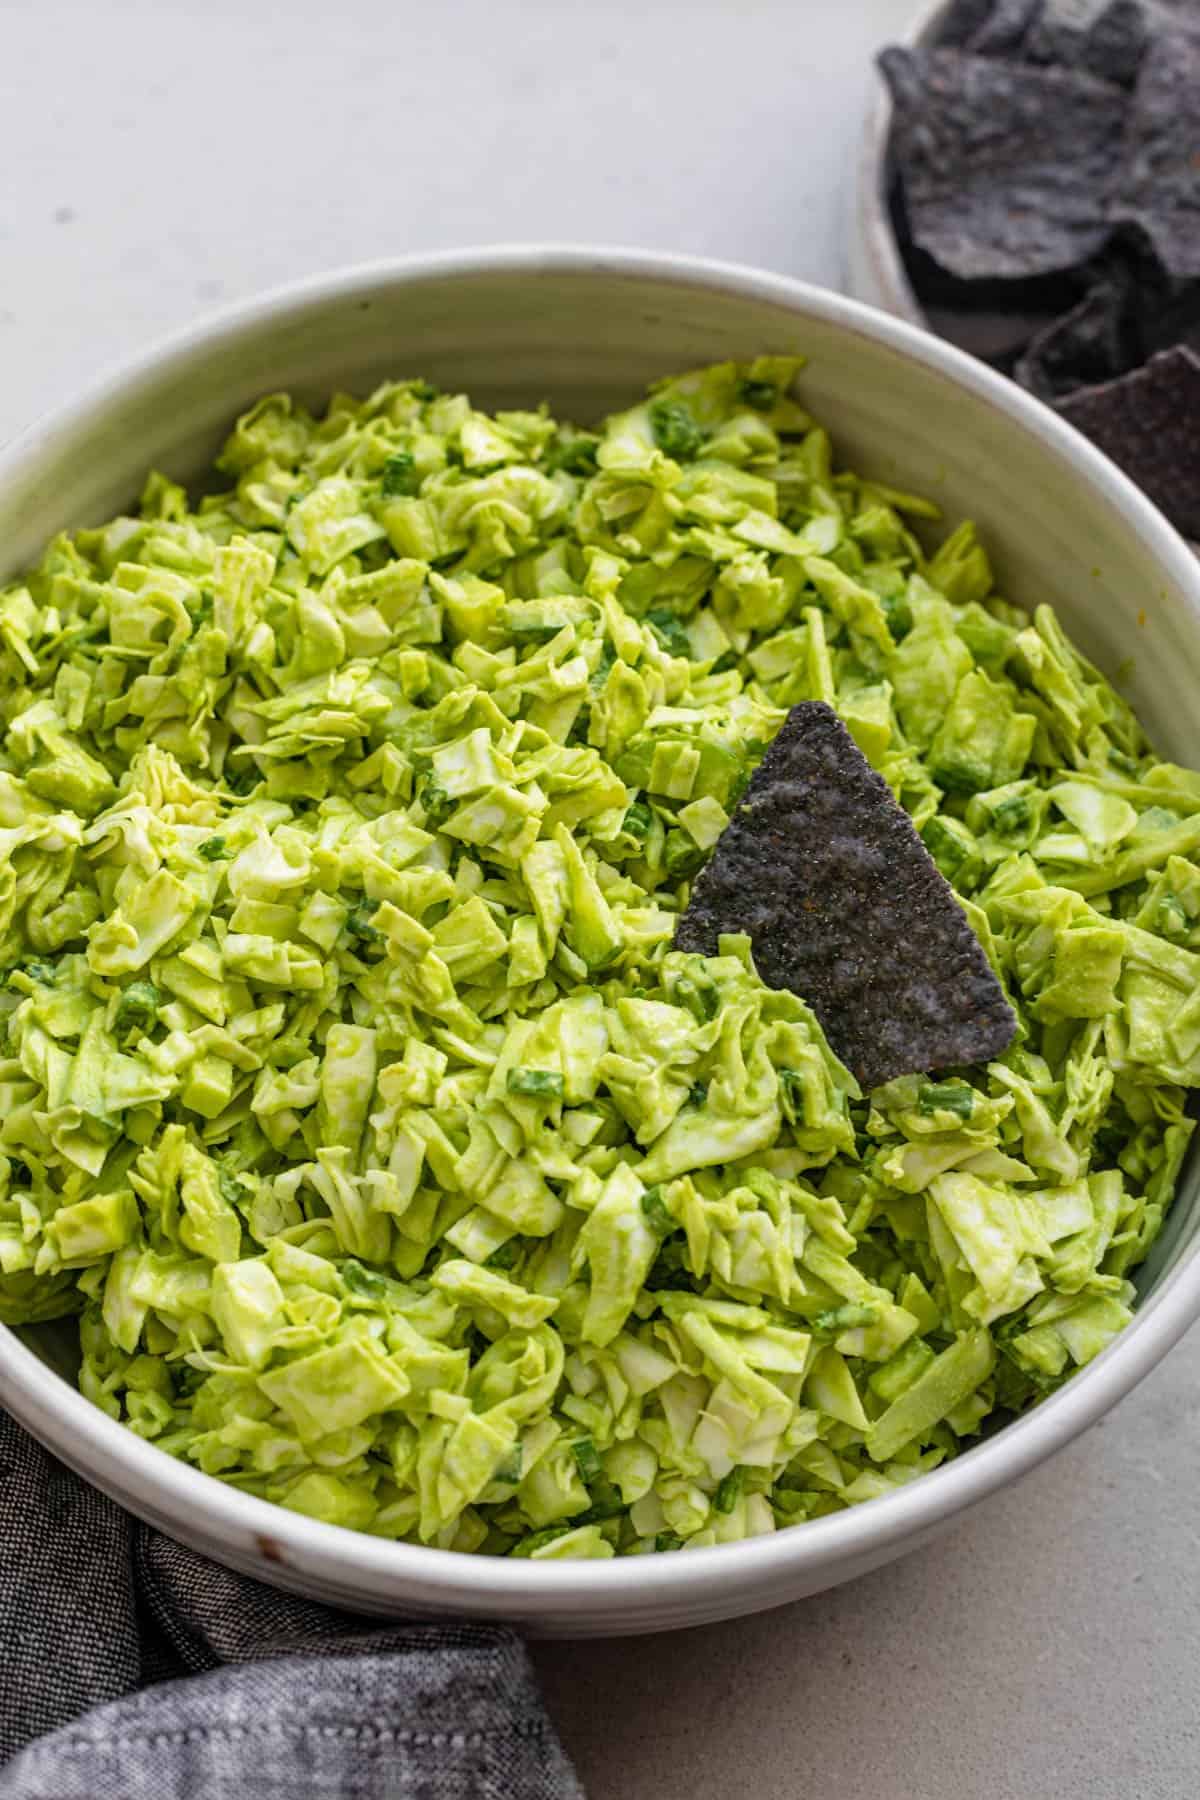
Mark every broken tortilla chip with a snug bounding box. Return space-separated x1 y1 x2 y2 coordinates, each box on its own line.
675 702 1017 1090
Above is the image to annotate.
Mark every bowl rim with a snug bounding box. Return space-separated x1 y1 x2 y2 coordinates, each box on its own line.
3 241 1200 1616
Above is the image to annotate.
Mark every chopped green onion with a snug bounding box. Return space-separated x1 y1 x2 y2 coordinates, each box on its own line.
572 1436 602 1484
506 1068 565 1099
918 1082 976 1120
737 378 777 411
641 1186 675 1235
114 981 160 1035
648 397 704 461
380 449 420 497
714 1467 743 1514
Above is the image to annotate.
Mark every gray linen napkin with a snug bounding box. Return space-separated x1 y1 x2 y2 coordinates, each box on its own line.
0 1410 584 1799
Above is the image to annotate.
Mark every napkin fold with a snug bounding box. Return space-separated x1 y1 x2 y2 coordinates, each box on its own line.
0 1410 584 1799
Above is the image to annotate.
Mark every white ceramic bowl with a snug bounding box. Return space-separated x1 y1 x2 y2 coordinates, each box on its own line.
2 247 1199 1636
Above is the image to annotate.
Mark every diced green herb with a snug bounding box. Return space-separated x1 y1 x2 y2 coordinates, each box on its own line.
573 1479 627 1524
813 1303 878 1335
672 972 719 1022
11 960 56 987
114 981 160 1035
641 1186 675 1235
644 1238 701 1294
648 397 704 461
506 1068 565 1099
342 1260 392 1299
882 590 913 640
510 1527 573 1558
381 449 420 498
546 433 599 477
737 378 777 411
485 1240 522 1271
664 829 704 878
646 609 692 659
714 1466 744 1513
572 1436 602 1484
917 1082 976 1120
493 1445 523 1486
344 900 383 944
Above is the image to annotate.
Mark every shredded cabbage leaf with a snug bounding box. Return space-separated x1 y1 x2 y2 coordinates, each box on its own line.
0 359 1194 1557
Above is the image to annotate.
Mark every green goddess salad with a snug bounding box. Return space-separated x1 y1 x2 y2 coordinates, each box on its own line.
0 359 1195 1559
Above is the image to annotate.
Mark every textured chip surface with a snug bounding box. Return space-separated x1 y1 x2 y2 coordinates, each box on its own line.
880 46 1125 283
1057 345 1200 540
1015 269 1137 400
1025 0 1149 87
675 703 1017 1090
1112 24 1200 279
882 4 1200 533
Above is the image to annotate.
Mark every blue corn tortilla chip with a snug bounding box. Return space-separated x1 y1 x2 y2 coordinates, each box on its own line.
1016 266 1138 400
967 0 1041 56
880 47 1126 282
1110 23 1200 278
1056 346 1200 540
951 0 1162 79
936 0 1000 47
675 703 1017 1090
885 1 1200 458
1025 0 1150 87
1016 222 1200 399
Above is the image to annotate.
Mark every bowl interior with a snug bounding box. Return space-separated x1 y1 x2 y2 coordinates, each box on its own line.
3 255 1200 1623
4 261 1195 755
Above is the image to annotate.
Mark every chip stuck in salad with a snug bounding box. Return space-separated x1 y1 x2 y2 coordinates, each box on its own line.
0 358 1195 1560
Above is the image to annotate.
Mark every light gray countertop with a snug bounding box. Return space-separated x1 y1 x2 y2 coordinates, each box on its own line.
3 2 1198 1794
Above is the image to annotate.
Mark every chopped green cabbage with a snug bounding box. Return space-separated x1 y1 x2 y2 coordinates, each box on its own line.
0 359 1193 1557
